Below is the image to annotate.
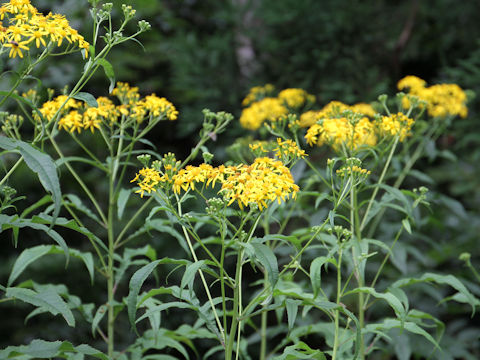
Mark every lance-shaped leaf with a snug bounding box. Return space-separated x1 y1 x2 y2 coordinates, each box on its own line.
0 136 61 223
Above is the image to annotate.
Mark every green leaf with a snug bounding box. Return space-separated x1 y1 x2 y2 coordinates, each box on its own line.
8 245 95 285
181 260 206 291
0 215 69 263
0 136 61 223
0 339 108 359
402 218 412 234
345 287 405 319
285 299 300 331
91 305 107 337
72 92 98 107
96 58 115 93
64 194 102 225
250 243 279 288
6 287 75 327
310 256 335 298
117 187 131 220
272 341 326 359
392 272 478 314
365 319 440 350
31 214 107 253
127 260 161 332
8 245 52 286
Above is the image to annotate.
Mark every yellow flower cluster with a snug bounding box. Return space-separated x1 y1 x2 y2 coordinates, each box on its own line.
239 86 316 130
377 112 414 141
239 97 288 130
278 88 315 109
298 101 377 128
132 157 299 210
397 75 468 118
34 83 178 134
273 138 306 160
0 0 89 59
305 117 377 152
241 84 275 107
248 138 306 163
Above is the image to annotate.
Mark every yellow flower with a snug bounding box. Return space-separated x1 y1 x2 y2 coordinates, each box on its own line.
4 40 29 58
241 84 275 107
398 75 468 118
377 112 414 141
278 88 315 109
239 97 288 130
134 157 300 210
0 0 90 58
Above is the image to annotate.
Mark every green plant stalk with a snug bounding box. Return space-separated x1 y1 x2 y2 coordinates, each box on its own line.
48 136 108 225
332 246 343 360
351 181 365 359
0 157 23 187
175 193 225 346
364 226 403 309
259 270 268 360
360 135 399 231
226 250 243 360
114 196 154 248
366 124 439 239
106 133 117 358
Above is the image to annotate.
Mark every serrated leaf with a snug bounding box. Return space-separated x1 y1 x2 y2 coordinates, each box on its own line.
6 287 75 327
72 92 98 107
0 136 61 223
96 58 115 93
117 188 131 220
127 260 161 332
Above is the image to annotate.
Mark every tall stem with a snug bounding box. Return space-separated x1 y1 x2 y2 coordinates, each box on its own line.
351 182 365 359
107 138 116 358
226 250 243 360
360 136 399 231
332 246 343 360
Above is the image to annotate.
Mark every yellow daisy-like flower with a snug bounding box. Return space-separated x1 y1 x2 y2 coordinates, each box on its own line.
278 88 315 109
239 97 288 130
133 157 300 211
397 75 468 118
0 0 90 58
377 112 414 141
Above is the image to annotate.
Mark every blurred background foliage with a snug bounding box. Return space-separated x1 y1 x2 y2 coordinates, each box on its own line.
1 0 480 357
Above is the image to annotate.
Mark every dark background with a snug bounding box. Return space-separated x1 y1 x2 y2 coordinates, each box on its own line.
1 0 480 358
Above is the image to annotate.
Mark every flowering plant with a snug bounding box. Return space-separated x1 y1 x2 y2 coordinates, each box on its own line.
0 1 478 359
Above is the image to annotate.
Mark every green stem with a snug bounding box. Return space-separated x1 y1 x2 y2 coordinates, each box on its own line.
360 136 399 231
364 226 403 309
332 246 343 360
49 136 108 225
0 157 23 187
176 195 225 346
107 140 116 358
259 271 268 360
366 124 439 239
114 196 154 248
226 250 243 360
351 181 365 359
